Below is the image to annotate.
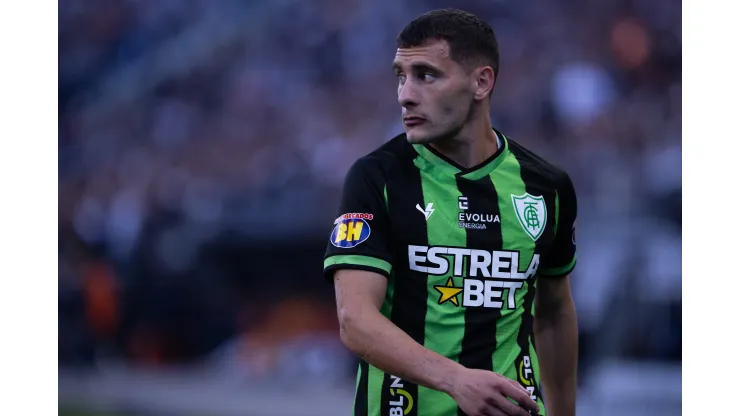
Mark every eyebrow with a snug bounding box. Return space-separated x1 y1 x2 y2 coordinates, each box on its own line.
392 62 443 74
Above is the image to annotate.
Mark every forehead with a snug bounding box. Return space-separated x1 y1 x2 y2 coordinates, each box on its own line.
393 40 453 68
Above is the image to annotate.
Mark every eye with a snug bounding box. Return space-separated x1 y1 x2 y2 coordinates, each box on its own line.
397 74 407 85
420 72 436 82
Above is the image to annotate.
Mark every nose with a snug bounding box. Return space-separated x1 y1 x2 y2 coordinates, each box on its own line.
397 82 418 109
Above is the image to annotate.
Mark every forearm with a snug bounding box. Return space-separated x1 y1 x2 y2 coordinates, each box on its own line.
534 303 578 416
340 308 464 395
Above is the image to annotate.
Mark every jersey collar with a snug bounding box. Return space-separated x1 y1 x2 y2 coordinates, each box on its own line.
412 128 509 180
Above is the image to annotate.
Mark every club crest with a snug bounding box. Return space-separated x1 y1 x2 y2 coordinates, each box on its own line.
511 193 547 241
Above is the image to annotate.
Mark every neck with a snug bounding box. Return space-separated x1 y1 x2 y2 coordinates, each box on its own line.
429 110 498 169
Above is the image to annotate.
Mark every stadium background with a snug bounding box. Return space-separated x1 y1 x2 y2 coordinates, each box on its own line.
58 0 681 414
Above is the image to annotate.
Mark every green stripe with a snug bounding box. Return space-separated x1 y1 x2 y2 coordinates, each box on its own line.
412 144 460 176
368 365 384 416
537 397 546 415
324 255 392 275
539 254 576 276
489 155 536 376
501 360 518 381
353 364 361 413
384 184 389 210
414 155 464 415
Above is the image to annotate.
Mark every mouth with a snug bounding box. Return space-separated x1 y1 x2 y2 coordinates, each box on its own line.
403 116 426 126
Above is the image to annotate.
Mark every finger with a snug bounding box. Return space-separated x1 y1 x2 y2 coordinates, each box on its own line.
481 405 507 416
480 409 500 416
487 394 530 416
500 383 539 413
474 401 501 416
504 378 531 395
489 408 508 416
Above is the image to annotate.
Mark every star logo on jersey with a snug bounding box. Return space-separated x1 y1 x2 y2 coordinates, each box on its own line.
511 193 547 241
433 277 463 306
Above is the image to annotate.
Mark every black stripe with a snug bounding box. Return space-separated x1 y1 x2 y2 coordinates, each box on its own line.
516 279 540 402
379 154 427 416
354 360 369 416
509 150 556 405
456 175 503 416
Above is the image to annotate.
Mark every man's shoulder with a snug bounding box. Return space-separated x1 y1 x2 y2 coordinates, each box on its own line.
347 132 413 178
505 135 572 188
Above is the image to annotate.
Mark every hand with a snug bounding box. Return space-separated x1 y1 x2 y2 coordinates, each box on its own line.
447 368 540 416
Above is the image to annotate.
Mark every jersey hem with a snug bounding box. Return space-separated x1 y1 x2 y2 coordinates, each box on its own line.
324 253 392 270
323 264 391 281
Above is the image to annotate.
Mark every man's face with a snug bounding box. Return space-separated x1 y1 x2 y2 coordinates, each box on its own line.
393 40 478 144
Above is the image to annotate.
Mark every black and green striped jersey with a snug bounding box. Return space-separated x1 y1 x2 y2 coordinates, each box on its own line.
323 129 577 416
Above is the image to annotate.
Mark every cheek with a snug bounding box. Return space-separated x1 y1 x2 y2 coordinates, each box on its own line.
436 93 461 117
440 92 469 118
429 84 471 122
440 104 457 118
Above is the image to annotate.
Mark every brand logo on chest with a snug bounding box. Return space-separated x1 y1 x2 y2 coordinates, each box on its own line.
458 196 500 230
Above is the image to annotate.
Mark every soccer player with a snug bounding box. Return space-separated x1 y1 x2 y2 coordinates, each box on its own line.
323 9 578 416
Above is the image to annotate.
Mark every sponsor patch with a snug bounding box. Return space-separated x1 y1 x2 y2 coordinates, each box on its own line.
334 212 374 224
330 215 372 248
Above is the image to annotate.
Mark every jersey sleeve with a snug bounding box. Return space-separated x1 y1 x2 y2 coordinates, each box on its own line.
323 157 393 281
539 172 577 278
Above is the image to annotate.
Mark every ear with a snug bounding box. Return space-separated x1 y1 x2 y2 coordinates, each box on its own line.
473 66 495 100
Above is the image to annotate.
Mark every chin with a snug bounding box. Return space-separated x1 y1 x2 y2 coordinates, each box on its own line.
404 129 437 145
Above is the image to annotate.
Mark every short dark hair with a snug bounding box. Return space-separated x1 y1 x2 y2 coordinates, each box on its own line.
397 9 499 77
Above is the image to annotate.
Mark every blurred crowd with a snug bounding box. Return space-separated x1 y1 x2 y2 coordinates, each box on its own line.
58 0 681 385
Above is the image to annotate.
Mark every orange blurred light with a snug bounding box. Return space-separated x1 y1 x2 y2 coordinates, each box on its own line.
611 18 651 70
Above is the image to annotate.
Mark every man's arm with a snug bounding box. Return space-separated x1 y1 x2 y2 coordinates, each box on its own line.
535 170 579 416
334 268 463 394
327 157 462 391
533 275 578 416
